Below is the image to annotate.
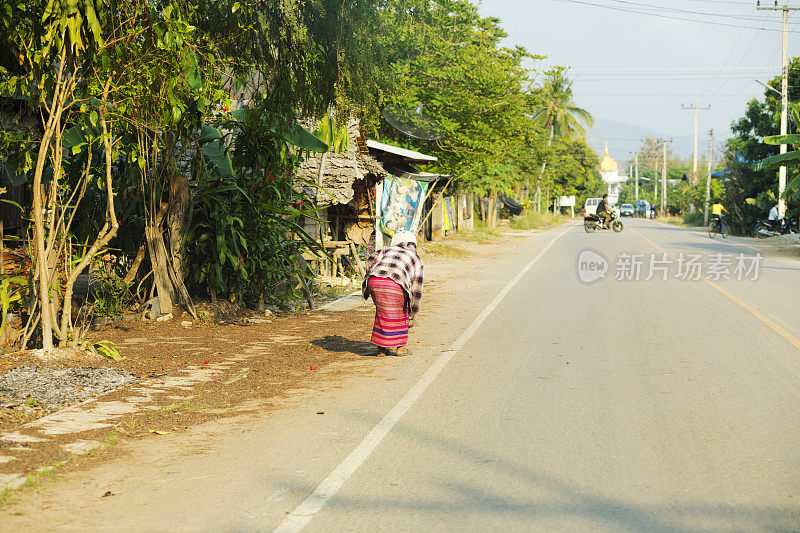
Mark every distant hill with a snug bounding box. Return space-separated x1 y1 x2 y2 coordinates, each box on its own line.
586 117 695 166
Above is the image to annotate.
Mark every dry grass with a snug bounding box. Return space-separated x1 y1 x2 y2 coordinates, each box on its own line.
509 212 567 231
418 242 471 259
450 220 503 244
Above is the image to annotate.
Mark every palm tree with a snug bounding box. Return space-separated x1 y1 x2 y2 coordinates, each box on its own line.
529 70 593 211
531 70 594 138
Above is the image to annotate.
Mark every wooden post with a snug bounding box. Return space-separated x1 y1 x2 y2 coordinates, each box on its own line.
374 183 384 250
349 241 366 277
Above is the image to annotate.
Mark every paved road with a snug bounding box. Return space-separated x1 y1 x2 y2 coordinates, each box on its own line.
5 218 800 532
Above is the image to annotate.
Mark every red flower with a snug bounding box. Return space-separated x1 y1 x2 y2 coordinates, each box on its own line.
309 366 317 371
268 173 275 182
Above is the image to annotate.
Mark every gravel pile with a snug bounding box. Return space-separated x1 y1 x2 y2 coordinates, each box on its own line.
0 366 139 410
763 234 800 245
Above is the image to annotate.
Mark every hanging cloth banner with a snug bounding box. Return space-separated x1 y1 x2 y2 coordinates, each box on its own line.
380 176 429 237
442 196 455 234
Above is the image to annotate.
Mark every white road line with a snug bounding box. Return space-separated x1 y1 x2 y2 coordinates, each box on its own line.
271 225 572 533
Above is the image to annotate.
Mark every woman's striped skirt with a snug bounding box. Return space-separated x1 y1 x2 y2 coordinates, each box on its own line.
368 276 409 348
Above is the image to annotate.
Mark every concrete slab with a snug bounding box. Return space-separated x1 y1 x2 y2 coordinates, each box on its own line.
62 440 102 456
317 290 365 312
0 432 48 443
0 473 25 490
30 401 138 435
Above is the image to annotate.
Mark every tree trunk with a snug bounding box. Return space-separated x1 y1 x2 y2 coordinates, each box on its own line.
534 125 554 216
31 45 74 350
488 192 497 228
58 81 120 345
122 242 147 286
146 224 174 315
145 203 174 315
167 174 189 282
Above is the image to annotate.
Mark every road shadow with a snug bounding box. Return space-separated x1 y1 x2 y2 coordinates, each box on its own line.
311 335 377 356
272 410 800 532
663 241 759 254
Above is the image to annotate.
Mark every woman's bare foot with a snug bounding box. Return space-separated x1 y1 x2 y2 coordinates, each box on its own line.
376 347 388 356
394 346 406 356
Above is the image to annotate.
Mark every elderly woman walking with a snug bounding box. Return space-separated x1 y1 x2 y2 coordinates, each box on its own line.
362 230 424 356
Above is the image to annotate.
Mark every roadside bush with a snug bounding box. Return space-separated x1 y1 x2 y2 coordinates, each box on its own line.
683 211 704 227
91 254 132 317
185 111 319 309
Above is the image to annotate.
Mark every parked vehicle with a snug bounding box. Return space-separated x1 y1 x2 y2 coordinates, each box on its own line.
584 211 623 233
635 200 650 217
584 197 601 216
619 203 634 217
754 217 798 238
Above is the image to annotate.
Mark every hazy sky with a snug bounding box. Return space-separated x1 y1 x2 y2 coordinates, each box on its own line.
476 0 800 161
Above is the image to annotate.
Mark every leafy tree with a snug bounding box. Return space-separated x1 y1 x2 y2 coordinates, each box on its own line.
366 0 559 224
0 0 119 349
548 137 603 208
726 57 800 233
528 68 594 211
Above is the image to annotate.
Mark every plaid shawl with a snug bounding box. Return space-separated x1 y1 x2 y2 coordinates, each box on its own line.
362 242 424 319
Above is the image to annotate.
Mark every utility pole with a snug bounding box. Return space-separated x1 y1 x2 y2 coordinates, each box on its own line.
757 2 799 218
704 129 714 226
661 138 667 214
653 157 658 210
635 152 639 203
681 96 711 186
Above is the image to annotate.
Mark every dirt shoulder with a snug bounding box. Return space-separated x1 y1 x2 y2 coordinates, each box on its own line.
0 228 537 500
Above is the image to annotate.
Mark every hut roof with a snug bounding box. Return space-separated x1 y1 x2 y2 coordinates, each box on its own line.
296 152 386 207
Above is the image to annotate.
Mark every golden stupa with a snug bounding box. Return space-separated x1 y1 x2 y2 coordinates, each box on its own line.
598 142 618 172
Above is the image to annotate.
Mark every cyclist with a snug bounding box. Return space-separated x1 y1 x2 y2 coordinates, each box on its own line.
711 200 728 233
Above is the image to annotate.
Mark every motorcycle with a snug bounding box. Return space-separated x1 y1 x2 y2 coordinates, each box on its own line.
754 217 798 238
584 211 623 233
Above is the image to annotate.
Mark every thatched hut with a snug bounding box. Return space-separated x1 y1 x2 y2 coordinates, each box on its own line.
296 120 387 246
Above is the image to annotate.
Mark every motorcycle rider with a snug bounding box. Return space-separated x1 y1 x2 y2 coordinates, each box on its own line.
763 203 796 234
711 199 728 233
597 194 612 229
769 203 779 222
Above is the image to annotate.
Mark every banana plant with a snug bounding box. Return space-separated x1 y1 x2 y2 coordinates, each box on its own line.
314 116 349 153
755 108 800 199
0 276 26 337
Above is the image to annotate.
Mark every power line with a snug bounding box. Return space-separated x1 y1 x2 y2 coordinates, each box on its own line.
703 6 767 98
683 0 759 3
573 75 782 80
571 66 780 71
605 0 780 22
578 92 760 96
553 0 791 31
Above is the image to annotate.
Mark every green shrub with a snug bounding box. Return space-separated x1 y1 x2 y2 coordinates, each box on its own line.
683 211 704 227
